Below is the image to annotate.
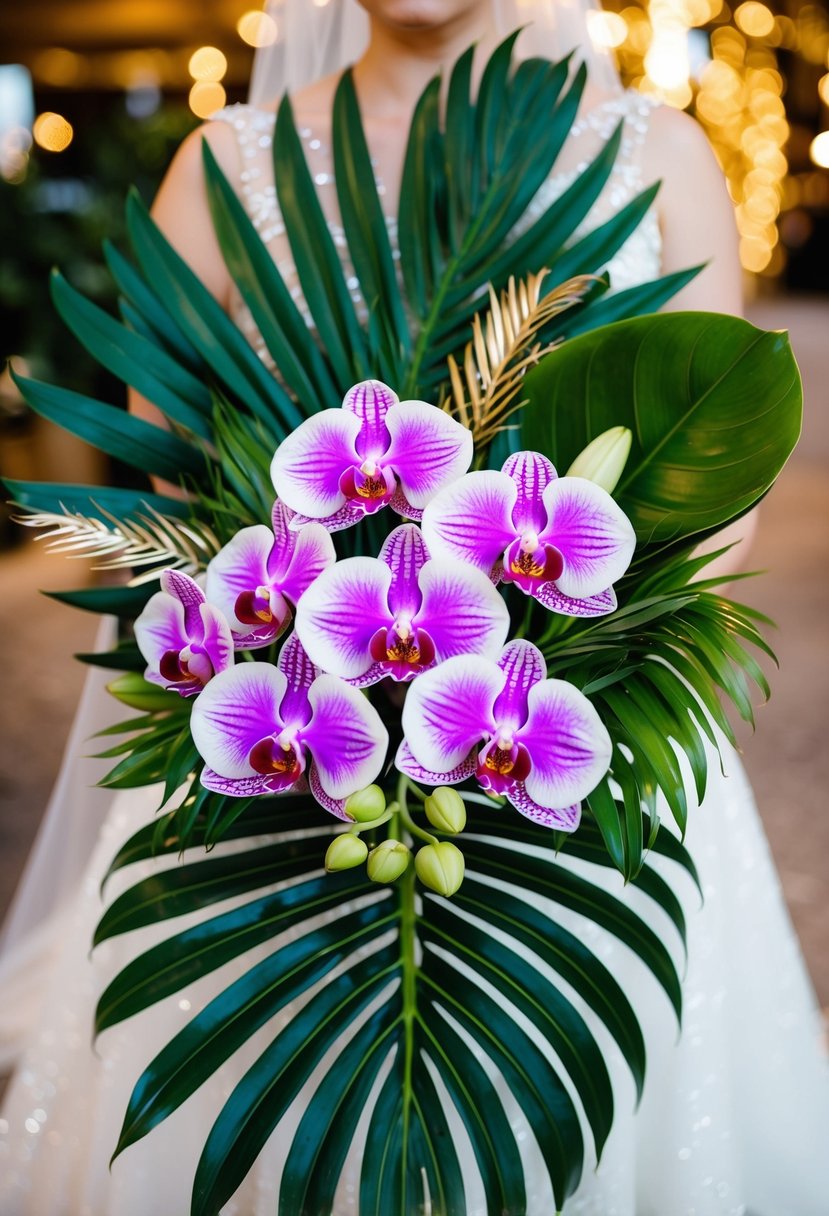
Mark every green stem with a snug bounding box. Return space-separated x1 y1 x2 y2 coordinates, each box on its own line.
397 773 418 1209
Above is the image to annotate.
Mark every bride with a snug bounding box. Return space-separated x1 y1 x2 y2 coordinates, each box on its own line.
1 1 827 1212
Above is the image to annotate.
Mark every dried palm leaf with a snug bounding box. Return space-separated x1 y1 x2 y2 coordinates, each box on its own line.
13 503 221 586
445 272 596 447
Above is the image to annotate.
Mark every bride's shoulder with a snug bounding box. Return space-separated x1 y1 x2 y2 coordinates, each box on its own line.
640 99 720 179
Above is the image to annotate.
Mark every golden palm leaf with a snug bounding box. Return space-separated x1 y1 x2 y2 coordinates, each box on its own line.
445 272 596 447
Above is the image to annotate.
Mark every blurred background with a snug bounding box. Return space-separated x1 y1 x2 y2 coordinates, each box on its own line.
0 0 827 1006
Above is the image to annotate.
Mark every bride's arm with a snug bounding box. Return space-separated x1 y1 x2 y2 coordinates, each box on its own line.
643 105 757 578
128 122 236 492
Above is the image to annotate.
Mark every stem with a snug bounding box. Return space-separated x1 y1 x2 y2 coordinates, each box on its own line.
397 773 418 1210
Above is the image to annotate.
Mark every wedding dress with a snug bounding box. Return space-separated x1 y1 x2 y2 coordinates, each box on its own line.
1 94 827 1216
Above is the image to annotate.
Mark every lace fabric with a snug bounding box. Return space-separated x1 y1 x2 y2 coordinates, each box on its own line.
210 90 662 372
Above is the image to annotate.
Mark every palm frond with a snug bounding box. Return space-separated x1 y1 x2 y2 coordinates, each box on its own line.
445 272 595 446
14 503 220 585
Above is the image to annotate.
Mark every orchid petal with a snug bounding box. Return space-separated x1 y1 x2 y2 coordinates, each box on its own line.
402 654 502 775
540 476 635 599
200 769 284 797
416 561 509 662
502 451 557 533
190 663 288 778
290 502 366 533
395 739 476 786
308 763 351 820
267 500 298 577
205 525 274 632
342 379 397 459
198 602 234 679
507 783 581 832
535 582 618 617
271 409 361 519
388 484 424 522
516 678 612 810
161 569 205 636
134 590 187 669
346 662 387 689
295 557 392 679
277 634 318 729
277 521 337 606
303 675 388 799
493 639 547 730
385 401 473 510
380 524 429 619
421 471 517 573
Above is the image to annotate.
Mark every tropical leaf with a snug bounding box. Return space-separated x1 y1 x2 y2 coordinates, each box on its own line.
520 312 802 543
96 794 691 1215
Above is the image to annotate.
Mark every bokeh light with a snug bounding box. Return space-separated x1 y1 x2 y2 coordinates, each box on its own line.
188 47 227 83
32 112 74 153
189 81 227 119
809 131 829 169
735 3 776 39
237 11 279 48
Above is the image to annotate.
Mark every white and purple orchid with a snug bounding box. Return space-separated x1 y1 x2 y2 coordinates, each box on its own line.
294 523 510 685
134 569 233 697
189 634 389 819
397 639 611 830
205 500 335 649
270 379 473 531
422 450 636 616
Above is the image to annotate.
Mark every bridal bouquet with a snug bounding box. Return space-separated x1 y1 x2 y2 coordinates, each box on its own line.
7 36 801 1216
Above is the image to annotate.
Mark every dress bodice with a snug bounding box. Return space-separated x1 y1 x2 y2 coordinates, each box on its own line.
212 91 663 373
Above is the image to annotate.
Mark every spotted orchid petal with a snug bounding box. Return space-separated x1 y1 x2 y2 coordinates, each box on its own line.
295 557 392 680
380 524 429 619
492 639 547 732
394 739 477 787
303 675 388 799
502 451 557 533
308 764 351 821
516 675 611 810
385 400 474 511
135 570 233 697
507 783 581 831
421 470 518 573
535 582 617 617
271 409 361 519
401 655 502 774
540 476 636 600
344 379 397 458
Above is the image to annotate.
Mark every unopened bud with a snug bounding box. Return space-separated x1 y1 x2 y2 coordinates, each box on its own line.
424 787 466 834
565 426 632 494
367 839 411 884
325 833 368 872
415 842 465 897
106 673 175 711
344 784 387 823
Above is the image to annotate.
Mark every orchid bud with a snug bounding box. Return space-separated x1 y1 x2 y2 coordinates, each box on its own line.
424 787 466 834
325 833 368 872
565 426 632 495
344 784 387 823
415 842 465 897
367 839 411 884
106 673 176 711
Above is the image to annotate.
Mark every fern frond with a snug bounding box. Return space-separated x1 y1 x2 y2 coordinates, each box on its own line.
445 273 595 447
14 503 221 586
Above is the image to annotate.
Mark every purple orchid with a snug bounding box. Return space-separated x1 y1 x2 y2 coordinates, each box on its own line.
134 569 233 698
205 500 335 649
421 450 635 616
397 639 611 830
294 523 510 685
190 634 389 819
270 379 473 531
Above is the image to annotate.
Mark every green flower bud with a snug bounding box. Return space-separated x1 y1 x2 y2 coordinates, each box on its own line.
106 673 176 712
367 839 411 884
344 784 387 823
415 842 465 897
565 426 632 495
325 833 368 872
424 787 467 834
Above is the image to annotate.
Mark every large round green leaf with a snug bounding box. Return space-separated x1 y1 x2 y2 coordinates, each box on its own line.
520 311 802 543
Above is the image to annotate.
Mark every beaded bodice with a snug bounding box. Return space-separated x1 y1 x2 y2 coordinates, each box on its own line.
212 91 662 370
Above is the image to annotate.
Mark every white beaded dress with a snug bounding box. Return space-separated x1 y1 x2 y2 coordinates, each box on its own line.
1 95 827 1216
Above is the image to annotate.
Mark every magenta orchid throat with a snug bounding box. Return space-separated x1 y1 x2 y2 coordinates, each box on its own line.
132 379 635 863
